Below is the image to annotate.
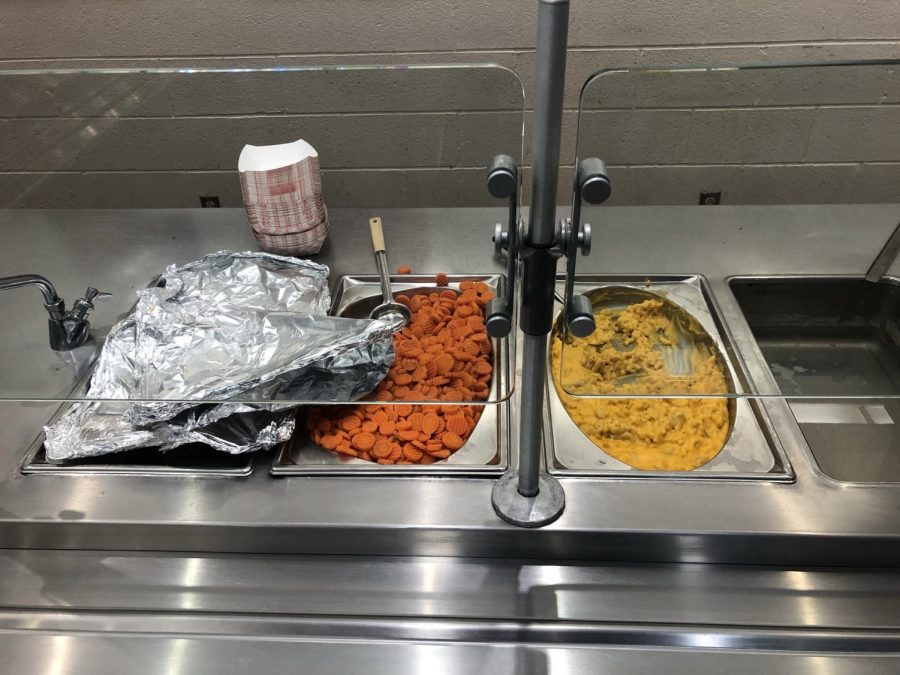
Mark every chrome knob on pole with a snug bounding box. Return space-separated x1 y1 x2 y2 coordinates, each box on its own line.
485 154 520 339
578 158 612 205
563 157 611 338
566 293 595 338
487 154 517 200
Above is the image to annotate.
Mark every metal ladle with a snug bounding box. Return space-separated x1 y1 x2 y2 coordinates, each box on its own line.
368 216 411 329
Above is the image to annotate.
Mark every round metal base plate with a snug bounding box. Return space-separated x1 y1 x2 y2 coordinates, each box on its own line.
491 471 565 528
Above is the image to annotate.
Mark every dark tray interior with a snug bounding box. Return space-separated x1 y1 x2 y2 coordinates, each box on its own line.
730 276 900 483
730 276 900 397
32 442 249 468
23 434 255 476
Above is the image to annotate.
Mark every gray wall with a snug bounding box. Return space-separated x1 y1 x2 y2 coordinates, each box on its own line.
0 0 898 209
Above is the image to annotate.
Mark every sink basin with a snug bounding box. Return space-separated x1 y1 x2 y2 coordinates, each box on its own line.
729 276 900 483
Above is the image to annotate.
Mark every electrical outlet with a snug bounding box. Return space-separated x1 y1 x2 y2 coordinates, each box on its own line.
200 195 220 208
699 191 721 205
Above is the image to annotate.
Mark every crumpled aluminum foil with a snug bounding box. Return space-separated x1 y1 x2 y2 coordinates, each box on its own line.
44 251 394 461
44 401 297 458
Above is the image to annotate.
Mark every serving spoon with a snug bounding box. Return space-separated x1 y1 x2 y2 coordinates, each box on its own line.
368 216 411 329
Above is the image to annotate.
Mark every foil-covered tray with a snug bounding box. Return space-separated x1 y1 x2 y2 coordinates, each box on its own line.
20 278 248 476
271 274 510 476
42 251 393 463
545 274 793 480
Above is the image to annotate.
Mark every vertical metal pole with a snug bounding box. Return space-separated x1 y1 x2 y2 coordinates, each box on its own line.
516 334 547 496
518 0 569 497
492 0 568 527
528 0 569 247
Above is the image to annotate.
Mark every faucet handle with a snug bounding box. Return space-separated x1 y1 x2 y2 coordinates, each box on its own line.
71 287 112 321
83 287 113 304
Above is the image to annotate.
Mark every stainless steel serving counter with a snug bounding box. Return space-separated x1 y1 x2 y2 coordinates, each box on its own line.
1 205 899 670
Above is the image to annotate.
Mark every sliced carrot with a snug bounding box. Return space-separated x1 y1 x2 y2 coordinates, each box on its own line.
352 433 376 451
333 443 357 457
340 415 362 431
442 432 465 451
372 439 392 459
403 445 424 461
408 412 425 432
473 360 493 375
445 415 468 436
434 352 454 374
320 434 340 450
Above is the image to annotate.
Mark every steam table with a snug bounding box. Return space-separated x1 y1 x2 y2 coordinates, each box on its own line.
0 205 898 671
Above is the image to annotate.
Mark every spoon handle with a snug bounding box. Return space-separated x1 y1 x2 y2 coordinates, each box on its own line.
369 216 386 253
369 216 392 305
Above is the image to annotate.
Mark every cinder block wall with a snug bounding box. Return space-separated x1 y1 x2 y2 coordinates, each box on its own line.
0 0 898 208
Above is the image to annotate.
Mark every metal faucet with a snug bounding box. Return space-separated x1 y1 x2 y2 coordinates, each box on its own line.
0 274 110 350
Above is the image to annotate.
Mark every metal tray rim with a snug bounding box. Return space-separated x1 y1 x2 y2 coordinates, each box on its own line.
727 273 900 286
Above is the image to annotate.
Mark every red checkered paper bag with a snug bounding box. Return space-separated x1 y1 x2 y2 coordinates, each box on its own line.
239 139 329 256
